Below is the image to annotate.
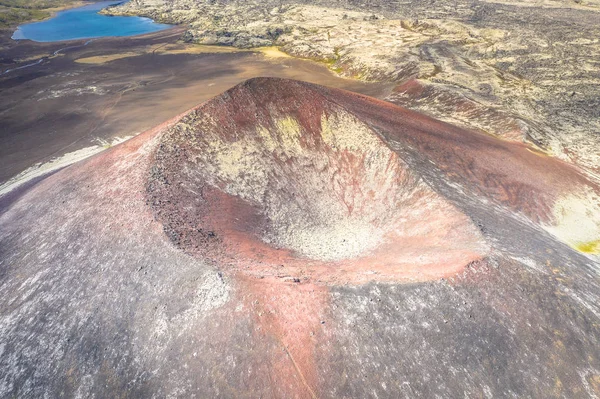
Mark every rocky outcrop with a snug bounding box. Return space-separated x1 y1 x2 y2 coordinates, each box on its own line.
103 0 600 178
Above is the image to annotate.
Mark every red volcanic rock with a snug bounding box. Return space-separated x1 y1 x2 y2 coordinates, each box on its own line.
1 78 600 398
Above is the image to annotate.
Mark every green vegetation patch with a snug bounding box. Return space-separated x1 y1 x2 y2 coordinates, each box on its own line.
0 0 77 29
0 0 71 9
0 6 48 28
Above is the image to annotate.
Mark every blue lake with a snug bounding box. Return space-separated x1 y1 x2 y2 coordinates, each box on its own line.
12 1 172 42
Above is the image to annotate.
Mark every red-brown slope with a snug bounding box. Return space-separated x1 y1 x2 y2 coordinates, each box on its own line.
316 80 597 223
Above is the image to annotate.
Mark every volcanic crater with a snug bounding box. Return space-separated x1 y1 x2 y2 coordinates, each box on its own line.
147 78 488 283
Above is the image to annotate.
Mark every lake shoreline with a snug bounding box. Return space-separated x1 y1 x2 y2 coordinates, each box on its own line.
11 0 172 42
0 0 92 32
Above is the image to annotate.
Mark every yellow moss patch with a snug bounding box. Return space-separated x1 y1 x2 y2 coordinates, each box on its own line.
158 44 242 55
275 116 303 154
574 240 600 254
15 54 50 62
255 46 291 59
525 146 552 157
75 44 243 64
75 52 140 64
544 189 600 255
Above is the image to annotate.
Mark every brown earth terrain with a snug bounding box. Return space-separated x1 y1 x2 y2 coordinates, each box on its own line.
1 77 599 398
0 27 392 186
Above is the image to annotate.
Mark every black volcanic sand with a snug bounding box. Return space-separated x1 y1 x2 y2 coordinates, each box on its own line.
0 27 392 184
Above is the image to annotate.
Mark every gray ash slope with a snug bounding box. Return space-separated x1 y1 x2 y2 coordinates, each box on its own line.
0 78 600 398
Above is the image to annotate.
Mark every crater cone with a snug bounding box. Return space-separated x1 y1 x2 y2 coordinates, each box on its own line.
148 78 487 283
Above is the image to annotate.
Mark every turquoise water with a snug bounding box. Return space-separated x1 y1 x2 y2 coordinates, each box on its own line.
12 1 172 42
